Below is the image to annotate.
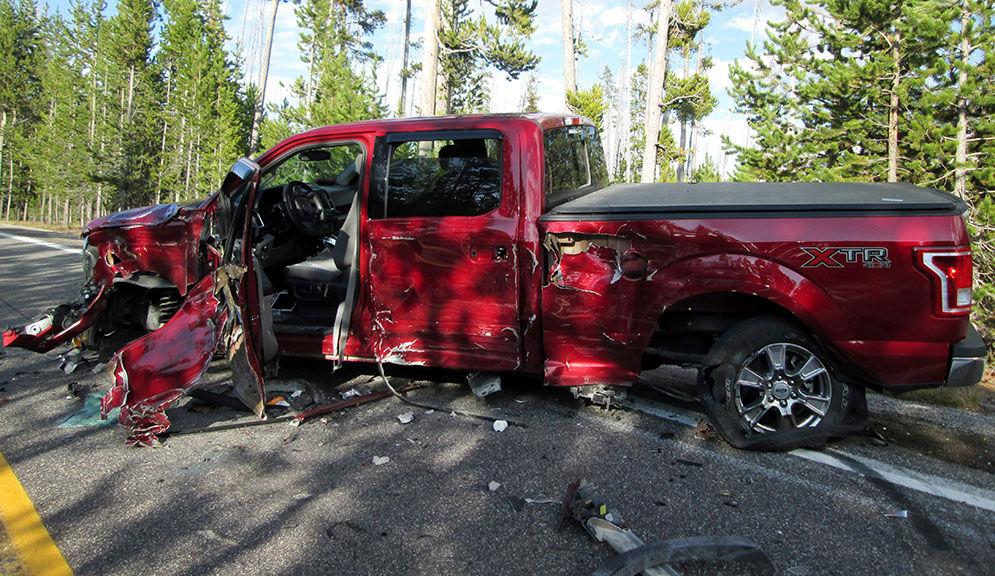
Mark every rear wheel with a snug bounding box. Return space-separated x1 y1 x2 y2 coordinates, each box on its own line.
699 317 865 450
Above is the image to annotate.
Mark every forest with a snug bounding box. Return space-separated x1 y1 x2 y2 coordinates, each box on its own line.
0 0 991 343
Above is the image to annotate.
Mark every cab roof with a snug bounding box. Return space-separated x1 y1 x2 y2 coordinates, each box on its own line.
256 113 593 164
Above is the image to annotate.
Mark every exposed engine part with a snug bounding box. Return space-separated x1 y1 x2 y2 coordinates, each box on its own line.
145 290 182 330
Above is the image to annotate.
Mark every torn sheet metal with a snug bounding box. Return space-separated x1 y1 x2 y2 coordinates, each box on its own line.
3 203 212 354
99 273 226 446
541 232 654 387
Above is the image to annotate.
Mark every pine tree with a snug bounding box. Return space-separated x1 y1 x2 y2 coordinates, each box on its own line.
259 0 386 149
0 0 42 220
435 0 539 115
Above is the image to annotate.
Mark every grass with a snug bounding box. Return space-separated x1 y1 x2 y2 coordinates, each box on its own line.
901 364 995 412
1 220 82 234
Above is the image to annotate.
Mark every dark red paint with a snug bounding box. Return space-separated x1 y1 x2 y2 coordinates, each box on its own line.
2 113 980 445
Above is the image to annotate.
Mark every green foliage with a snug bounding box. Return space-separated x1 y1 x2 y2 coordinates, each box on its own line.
691 156 721 182
259 0 385 150
566 84 607 131
522 73 540 112
727 0 995 346
436 0 538 114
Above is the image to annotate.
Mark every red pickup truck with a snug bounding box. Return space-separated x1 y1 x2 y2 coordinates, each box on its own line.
3 113 987 448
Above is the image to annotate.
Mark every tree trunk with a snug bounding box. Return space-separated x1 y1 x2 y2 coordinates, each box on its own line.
676 120 687 182
157 78 171 205
249 0 280 154
887 32 901 183
95 184 102 219
398 0 413 116
419 0 441 116
127 65 135 119
5 158 13 220
639 0 673 183
0 110 6 198
954 7 971 199
561 0 577 104
63 197 69 227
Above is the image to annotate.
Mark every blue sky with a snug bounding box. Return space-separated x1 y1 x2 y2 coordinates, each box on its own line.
44 0 784 173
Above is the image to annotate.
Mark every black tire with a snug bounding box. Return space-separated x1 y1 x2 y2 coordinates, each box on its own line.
697 316 866 451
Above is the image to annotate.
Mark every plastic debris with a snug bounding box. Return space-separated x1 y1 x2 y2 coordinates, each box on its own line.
488 481 501 492
524 497 560 505
468 372 502 398
397 411 414 424
59 393 119 428
266 395 290 408
341 388 361 399
372 455 390 466
493 420 509 432
884 510 909 518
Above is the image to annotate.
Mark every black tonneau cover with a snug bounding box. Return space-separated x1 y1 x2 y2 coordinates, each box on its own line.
542 182 965 220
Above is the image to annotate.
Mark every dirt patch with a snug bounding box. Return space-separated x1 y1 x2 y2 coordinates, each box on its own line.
867 413 995 474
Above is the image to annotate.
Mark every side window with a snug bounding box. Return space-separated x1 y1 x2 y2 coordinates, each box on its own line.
544 125 608 208
369 133 503 219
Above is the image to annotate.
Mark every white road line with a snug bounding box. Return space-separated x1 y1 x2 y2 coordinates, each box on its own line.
791 448 995 513
627 396 995 513
0 231 79 255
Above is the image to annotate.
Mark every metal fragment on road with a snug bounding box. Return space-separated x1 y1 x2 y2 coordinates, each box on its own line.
397 411 414 424
372 456 390 466
488 481 501 492
493 420 508 432
468 372 502 398
884 509 908 518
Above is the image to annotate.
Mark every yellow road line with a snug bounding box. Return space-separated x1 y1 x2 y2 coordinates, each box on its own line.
0 453 72 576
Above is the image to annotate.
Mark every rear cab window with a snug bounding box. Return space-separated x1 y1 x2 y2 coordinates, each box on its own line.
544 124 608 209
369 130 503 219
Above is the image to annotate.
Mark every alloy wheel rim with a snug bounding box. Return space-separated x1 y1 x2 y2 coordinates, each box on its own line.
733 342 832 433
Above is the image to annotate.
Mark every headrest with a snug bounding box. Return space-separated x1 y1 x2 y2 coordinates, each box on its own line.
438 139 487 171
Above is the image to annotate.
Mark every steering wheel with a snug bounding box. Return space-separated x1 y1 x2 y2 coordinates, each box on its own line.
281 181 331 236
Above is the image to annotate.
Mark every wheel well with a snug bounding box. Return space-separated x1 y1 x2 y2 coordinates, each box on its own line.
644 292 803 368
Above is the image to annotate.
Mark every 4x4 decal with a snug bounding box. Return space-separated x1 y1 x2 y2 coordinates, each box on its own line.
801 246 891 269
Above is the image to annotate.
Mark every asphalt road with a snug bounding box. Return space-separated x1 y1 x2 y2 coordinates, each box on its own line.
1 224 993 576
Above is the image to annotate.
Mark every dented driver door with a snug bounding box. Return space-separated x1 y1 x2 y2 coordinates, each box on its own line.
217 158 269 417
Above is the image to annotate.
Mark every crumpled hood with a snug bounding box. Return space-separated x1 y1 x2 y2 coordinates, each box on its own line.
84 203 180 234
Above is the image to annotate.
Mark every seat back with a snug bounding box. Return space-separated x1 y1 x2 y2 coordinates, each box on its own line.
332 192 359 270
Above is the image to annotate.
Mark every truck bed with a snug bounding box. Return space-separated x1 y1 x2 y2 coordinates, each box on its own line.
542 182 966 220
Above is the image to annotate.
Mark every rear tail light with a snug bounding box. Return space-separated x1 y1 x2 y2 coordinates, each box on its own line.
915 248 973 316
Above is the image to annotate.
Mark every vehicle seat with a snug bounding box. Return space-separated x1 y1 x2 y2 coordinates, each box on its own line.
283 193 359 301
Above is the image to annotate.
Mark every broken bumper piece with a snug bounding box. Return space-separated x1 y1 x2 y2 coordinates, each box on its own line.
2 284 107 353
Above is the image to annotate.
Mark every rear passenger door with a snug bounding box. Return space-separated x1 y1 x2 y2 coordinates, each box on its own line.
362 129 521 370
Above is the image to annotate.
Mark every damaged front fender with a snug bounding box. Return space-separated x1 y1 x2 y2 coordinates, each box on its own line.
99 265 259 446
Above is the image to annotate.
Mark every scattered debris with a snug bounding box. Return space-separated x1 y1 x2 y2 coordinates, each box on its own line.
372 455 390 466
66 381 92 399
397 411 414 424
863 426 889 447
488 481 502 492
60 393 119 428
524 497 560 505
468 372 503 398
884 510 909 519
564 478 774 576
266 395 290 408
341 388 361 400
493 420 509 432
